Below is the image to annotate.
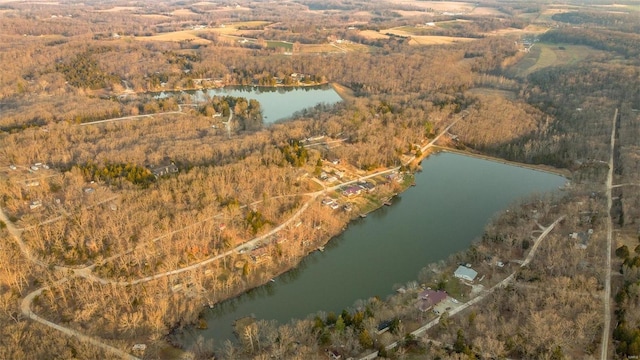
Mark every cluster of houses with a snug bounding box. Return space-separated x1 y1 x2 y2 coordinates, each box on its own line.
340 181 375 197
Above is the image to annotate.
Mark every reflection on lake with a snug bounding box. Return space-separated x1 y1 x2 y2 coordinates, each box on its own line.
179 152 566 347
157 84 343 123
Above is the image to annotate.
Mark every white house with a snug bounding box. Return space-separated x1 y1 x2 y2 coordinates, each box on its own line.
454 265 478 282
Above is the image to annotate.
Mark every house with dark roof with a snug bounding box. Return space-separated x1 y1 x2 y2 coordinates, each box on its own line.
342 185 361 197
417 289 448 312
358 181 376 192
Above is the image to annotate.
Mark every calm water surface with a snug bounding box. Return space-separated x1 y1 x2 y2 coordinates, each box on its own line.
157 85 343 123
180 152 566 346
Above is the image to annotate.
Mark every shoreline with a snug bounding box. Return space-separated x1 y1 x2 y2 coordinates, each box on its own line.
431 146 571 179
168 146 570 353
127 81 333 98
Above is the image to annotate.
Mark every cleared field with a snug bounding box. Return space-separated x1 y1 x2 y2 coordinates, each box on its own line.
536 6 577 22
359 30 390 40
229 21 271 28
407 35 475 45
466 87 517 100
299 43 343 53
388 25 434 35
208 5 251 12
207 21 271 35
134 30 212 45
469 6 505 16
133 21 272 45
384 0 474 12
508 43 606 77
94 6 139 12
266 40 293 51
392 10 430 17
171 8 199 16
483 27 528 37
336 42 370 52
384 28 475 45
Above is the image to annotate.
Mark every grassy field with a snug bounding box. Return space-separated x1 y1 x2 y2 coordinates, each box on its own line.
266 40 293 51
384 0 474 12
358 30 390 40
384 27 476 45
299 43 344 53
336 42 371 52
133 30 212 45
409 35 475 45
508 42 605 78
466 88 517 100
133 21 272 45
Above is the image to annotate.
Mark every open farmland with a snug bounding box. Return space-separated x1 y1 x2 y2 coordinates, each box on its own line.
359 30 391 40
384 27 476 45
508 42 607 78
134 30 212 45
384 0 475 12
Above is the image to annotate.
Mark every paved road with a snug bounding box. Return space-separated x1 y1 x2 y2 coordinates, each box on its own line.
359 216 564 360
601 108 618 360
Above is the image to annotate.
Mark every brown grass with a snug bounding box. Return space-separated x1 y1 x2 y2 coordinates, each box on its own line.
509 43 606 78
134 31 212 45
171 8 199 17
383 0 474 12
94 6 139 12
469 7 505 16
384 28 476 45
299 44 343 53
466 87 517 100
359 30 390 40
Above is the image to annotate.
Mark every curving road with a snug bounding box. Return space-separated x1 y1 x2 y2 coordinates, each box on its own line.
7 116 463 358
360 216 565 360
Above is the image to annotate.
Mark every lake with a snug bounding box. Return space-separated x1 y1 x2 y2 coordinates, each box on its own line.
156 84 343 123
178 152 566 347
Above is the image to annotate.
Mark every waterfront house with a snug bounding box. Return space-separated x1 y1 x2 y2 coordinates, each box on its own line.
417 289 448 312
454 265 478 282
342 185 361 197
358 181 376 192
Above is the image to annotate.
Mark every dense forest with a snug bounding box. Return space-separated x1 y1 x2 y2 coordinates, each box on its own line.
1 0 640 359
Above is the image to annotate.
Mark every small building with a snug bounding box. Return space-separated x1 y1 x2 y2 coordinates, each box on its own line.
132 344 146 352
454 265 478 282
417 289 447 312
376 320 393 334
326 349 341 359
151 163 178 178
358 181 376 192
250 247 270 263
322 198 336 206
29 200 42 210
342 185 361 197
